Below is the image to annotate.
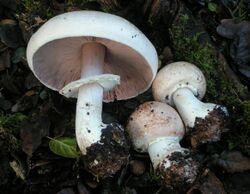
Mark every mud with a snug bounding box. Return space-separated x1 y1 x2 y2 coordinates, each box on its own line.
82 123 129 178
156 150 200 192
187 106 228 148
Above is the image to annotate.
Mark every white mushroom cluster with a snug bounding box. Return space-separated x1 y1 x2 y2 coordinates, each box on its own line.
126 62 228 189
26 10 227 189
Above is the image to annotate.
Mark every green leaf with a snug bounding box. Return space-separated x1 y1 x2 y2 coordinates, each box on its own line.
48 137 79 158
39 89 49 100
208 2 220 13
12 47 26 63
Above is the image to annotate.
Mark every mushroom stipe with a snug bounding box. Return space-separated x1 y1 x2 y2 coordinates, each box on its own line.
186 106 228 148
82 123 129 178
156 151 200 191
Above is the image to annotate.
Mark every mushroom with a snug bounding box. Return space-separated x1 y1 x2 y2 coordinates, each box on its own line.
127 101 199 190
152 61 228 147
26 11 158 177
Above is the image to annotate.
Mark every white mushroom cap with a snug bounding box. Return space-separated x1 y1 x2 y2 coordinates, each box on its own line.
152 61 206 106
126 101 185 152
26 11 158 102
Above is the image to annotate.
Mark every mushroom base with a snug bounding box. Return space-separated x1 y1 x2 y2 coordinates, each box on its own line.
82 123 129 178
186 106 228 148
155 150 200 191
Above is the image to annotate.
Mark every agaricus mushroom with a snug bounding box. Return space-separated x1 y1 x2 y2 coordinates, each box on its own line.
26 11 158 177
152 61 228 147
127 101 199 189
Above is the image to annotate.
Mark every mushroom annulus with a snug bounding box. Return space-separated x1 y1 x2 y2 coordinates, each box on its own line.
26 11 158 177
152 61 228 147
127 101 199 189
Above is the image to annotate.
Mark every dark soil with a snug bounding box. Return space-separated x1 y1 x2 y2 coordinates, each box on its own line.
83 123 129 178
186 106 228 148
156 150 201 192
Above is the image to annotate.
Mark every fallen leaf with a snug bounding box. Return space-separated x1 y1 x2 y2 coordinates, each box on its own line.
56 188 75 194
48 137 79 159
0 19 23 48
18 21 32 44
217 19 250 78
11 95 38 112
77 182 90 194
187 170 226 194
222 171 250 194
1 74 22 95
25 90 36 97
24 72 41 89
0 94 12 110
34 16 46 25
0 0 19 10
20 115 50 156
213 150 250 173
39 89 49 100
11 47 26 63
9 160 25 180
129 159 146 176
0 49 10 71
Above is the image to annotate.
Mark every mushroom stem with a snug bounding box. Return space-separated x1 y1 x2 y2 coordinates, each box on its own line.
80 42 105 77
148 137 184 168
148 136 199 189
76 42 106 154
173 87 217 128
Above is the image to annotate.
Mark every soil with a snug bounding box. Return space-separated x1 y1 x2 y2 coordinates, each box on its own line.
186 106 228 148
156 150 200 192
82 123 129 178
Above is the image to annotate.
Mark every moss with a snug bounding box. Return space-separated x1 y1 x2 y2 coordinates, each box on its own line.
22 0 115 19
0 112 27 152
145 169 162 183
0 112 27 133
21 0 54 19
227 100 250 155
170 14 250 155
66 0 96 6
0 127 21 152
171 15 224 100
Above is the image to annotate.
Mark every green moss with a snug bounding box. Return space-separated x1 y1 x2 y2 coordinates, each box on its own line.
170 15 219 99
0 113 26 153
0 127 21 152
0 112 27 133
21 0 54 19
22 0 41 12
145 168 162 183
227 100 250 155
170 14 250 155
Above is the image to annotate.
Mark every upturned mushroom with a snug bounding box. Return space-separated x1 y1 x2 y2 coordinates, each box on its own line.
152 61 228 147
127 101 199 190
26 11 158 177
